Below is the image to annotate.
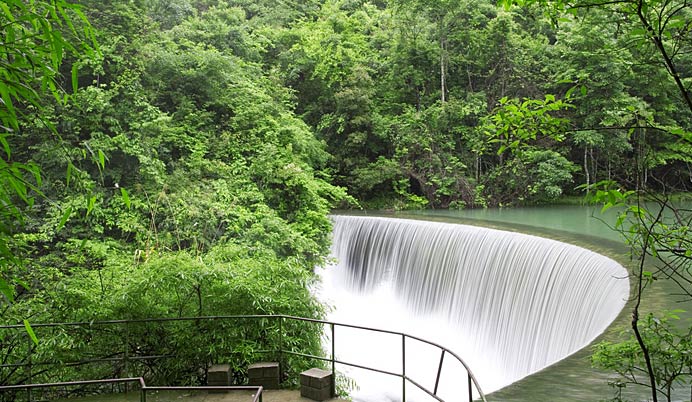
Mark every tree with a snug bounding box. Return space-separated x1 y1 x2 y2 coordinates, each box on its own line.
276 0 391 202
1 0 96 313
392 0 462 103
594 312 692 402
388 100 479 208
501 0 691 116
480 95 577 205
587 189 692 401
2 0 349 388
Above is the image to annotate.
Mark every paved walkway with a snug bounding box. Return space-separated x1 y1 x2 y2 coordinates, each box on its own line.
174 389 345 401
52 390 345 402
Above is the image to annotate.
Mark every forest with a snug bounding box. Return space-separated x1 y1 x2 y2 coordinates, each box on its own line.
1 0 691 400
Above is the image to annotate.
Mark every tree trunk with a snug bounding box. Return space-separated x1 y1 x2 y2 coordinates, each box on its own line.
467 68 474 92
475 154 481 181
416 87 421 112
630 202 666 402
607 158 611 181
584 146 590 193
590 147 597 182
440 36 446 103
632 309 658 402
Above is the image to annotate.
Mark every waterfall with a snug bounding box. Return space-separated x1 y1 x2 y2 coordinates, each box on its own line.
319 215 629 400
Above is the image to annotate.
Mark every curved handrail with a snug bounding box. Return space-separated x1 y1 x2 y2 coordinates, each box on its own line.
0 315 487 402
278 314 487 402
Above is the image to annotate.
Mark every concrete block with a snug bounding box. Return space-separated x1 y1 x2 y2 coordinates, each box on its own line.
300 368 332 401
248 361 280 389
301 385 332 401
207 364 231 393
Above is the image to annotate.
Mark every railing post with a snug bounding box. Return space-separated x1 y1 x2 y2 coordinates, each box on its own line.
330 323 335 397
139 378 146 402
468 373 473 402
434 350 445 395
402 334 406 402
124 322 129 393
27 335 33 402
278 316 283 374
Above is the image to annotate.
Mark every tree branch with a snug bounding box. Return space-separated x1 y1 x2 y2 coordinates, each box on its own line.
636 0 692 114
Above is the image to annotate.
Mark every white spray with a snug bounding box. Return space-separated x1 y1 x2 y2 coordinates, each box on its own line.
316 216 629 401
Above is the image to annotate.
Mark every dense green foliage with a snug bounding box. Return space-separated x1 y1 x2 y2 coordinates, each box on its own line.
1 0 345 388
1 0 691 396
272 0 690 208
0 0 96 316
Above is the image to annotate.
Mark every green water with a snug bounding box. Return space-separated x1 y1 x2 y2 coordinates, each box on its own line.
405 205 622 241
349 205 691 402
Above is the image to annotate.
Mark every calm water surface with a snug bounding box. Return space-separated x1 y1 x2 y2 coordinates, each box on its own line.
406 205 620 240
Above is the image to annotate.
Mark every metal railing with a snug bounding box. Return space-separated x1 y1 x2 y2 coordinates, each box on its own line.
0 378 263 402
0 315 487 402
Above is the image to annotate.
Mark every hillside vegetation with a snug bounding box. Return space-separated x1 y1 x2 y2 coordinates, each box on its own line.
1 0 690 397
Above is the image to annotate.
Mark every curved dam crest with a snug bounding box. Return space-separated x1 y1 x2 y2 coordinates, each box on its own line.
323 215 630 398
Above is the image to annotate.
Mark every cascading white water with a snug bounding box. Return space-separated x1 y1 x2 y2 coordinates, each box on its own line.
317 215 629 401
